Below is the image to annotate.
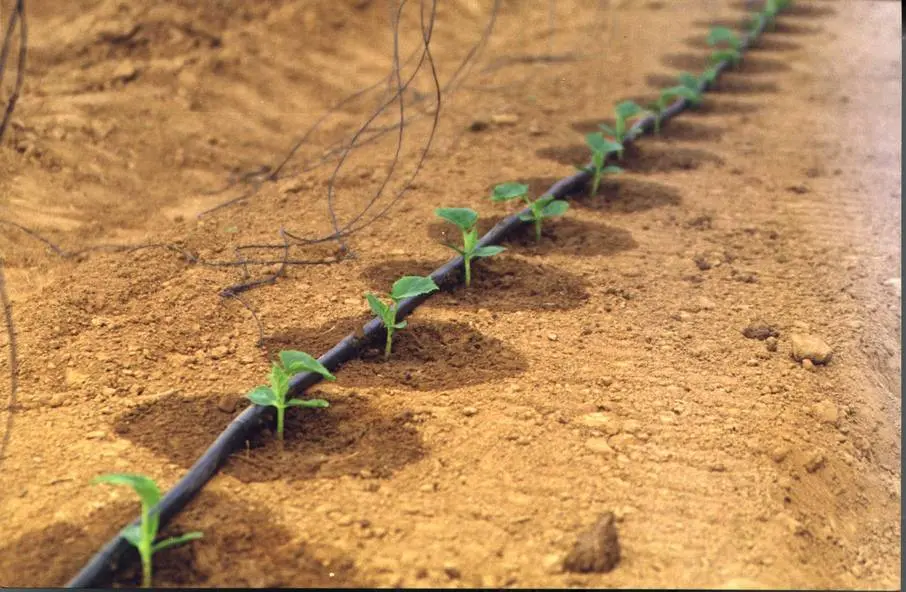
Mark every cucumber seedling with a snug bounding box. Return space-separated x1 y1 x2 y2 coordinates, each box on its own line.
648 85 704 133
245 350 334 441
708 26 743 68
93 473 203 589
598 100 648 159
435 207 505 287
366 275 439 360
491 182 569 241
583 132 624 197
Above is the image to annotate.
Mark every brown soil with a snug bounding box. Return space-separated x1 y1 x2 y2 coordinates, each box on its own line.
0 0 900 588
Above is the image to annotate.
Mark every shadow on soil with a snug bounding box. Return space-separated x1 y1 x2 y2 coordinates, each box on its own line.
690 19 823 36
643 72 778 95
660 52 791 74
571 116 725 143
114 389 427 483
0 492 361 587
268 317 529 390
360 257 591 312
728 0 838 17
571 177 683 213
536 143 722 173
426 215 638 258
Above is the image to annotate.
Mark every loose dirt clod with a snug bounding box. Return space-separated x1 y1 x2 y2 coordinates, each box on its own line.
742 322 779 341
563 512 621 574
790 333 833 364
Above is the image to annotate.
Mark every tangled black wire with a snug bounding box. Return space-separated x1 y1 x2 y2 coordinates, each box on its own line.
0 0 26 143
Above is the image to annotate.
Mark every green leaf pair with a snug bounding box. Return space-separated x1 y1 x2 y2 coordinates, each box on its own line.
708 26 743 68
367 276 439 360
435 207 505 288
582 133 624 197
491 182 569 242
93 474 203 588
598 101 648 159
649 74 704 133
245 350 334 441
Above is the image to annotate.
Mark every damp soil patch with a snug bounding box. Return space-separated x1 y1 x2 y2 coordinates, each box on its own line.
360 257 591 312
114 390 426 484
266 317 529 390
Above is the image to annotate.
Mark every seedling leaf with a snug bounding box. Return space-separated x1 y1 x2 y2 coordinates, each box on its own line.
365 293 388 318
152 532 204 553
707 26 741 49
279 351 335 381
491 182 529 202
541 200 569 217
615 100 644 121
285 398 330 408
472 246 506 258
678 72 700 91
435 207 478 231
390 275 439 301
246 386 277 407
268 364 289 399
586 132 623 155
711 49 741 66
122 524 143 547
597 123 617 137
601 165 624 175
93 474 162 508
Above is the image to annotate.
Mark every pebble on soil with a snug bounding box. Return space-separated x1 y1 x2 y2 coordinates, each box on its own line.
790 333 834 365
562 512 621 574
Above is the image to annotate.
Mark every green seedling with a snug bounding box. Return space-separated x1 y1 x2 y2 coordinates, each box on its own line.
366 275 439 360
245 350 334 441
519 195 569 242
648 85 704 133
491 182 568 241
93 473 203 589
435 207 504 288
677 72 705 104
708 26 743 68
763 0 791 25
598 100 648 159
700 65 720 86
583 132 624 197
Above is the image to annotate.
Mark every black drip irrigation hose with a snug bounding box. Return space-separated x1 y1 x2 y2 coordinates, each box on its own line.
66 10 776 588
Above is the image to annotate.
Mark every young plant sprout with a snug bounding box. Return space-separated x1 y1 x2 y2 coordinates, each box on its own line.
245 350 334 441
708 26 743 68
598 100 648 159
93 473 203 589
366 275 439 360
435 207 505 288
491 182 568 241
519 195 569 242
584 132 624 197
648 85 704 133
677 72 705 105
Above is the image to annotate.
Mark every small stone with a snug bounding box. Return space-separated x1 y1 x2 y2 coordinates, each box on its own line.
443 562 461 579
585 437 615 455
697 297 716 311
790 333 833 364
548 333 559 341
811 400 839 426
217 395 238 414
102 387 117 396
580 413 621 435
802 358 815 371
621 419 641 434
48 394 65 408
765 336 778 352
209 345 229 360
608 433 636 450
528 122 544 136
86 430 107 440
542 553 563 574
563 512 621 573
804 451 826 473
745 358 760 367
742 322 779 341
491 113 520 125
419 482 437 493
770 446 790 463
335 514 354 526
462 406 478 417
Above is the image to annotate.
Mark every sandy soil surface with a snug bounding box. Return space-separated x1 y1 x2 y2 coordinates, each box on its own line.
0 0 900 588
